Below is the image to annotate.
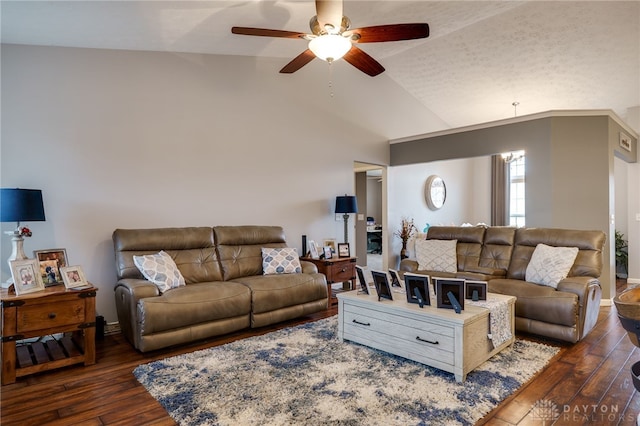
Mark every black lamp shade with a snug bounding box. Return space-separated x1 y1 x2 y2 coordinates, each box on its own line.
1 188 46 223
335 195 358 214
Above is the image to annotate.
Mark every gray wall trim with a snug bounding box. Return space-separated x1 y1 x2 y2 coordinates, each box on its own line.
389 113 639 301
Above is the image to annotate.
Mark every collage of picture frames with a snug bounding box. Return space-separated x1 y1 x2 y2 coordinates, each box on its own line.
8 248 91 295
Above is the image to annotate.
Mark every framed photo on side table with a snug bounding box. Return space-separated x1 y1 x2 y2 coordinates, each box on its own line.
34 248 69 286
323 246 333 259
61 265 90 289
10 258 45 295
323 239 337 254
338 243 350 258
308 240 319 259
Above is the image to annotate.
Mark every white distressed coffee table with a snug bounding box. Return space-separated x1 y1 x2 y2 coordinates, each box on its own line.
337 290 516 382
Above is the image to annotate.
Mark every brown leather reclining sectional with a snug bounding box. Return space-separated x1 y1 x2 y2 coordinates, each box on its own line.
400 226 606 343
113 225 327 352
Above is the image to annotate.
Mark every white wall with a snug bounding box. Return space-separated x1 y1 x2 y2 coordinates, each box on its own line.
628 162 640 285
387 156 491 267
615 156 629 278
2 44 437 321
623 106 640 284
625 105 640 284
615 156 629 239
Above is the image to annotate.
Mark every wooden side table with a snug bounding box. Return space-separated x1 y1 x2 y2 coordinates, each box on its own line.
1 285 97 385
301 257 357 306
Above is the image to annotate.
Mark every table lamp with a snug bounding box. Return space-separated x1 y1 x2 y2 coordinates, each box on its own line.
1 188 46 275
335 195 358 244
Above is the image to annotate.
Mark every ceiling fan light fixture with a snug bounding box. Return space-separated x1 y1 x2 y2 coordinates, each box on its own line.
308 34 351 62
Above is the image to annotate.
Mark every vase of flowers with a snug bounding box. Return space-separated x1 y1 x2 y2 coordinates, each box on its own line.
19 226 32 237
394 217 417 260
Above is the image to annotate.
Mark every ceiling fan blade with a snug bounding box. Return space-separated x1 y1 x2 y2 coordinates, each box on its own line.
346 23 429 43
280 49 316 74
231 27 306 39
315 0 343 32
342 46 385 77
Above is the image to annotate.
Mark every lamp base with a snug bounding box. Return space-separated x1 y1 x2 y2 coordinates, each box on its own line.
343 213 349 244
3 231 28 288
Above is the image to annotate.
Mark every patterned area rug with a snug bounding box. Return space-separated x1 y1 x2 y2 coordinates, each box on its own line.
134 317 559 426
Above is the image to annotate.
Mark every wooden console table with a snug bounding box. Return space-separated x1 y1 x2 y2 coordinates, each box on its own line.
302 256 357 306
1 285 97 385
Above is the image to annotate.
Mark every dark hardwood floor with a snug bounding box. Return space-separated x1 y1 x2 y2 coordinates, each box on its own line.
1 280 638 425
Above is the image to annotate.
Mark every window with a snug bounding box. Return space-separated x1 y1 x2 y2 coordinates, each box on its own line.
507 152 525 227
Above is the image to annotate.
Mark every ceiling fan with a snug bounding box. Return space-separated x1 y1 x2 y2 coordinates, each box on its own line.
231 0 429 77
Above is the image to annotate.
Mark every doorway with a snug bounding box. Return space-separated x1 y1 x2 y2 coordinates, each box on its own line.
354 162 386 271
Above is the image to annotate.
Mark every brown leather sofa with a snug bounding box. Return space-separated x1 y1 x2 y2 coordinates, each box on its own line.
113 225 327 352
400 226 606 343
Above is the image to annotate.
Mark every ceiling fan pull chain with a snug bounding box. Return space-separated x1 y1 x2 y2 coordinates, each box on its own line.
328 61 334 98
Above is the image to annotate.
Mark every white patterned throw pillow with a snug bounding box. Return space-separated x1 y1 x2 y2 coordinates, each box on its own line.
262 247 302 275
133 250 185 293
415 239 457 273
525 243 579 289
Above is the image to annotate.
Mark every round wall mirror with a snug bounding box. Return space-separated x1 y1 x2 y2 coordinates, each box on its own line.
425 175 446 210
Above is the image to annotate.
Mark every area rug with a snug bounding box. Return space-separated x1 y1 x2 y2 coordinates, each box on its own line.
134 317 559 426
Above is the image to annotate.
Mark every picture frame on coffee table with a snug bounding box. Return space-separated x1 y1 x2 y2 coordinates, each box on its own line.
435 278 465 310
465 280 487 301
355 265 369 295
430 276 443 296
404 273 431 306
388 269 402 288
371 270 393 301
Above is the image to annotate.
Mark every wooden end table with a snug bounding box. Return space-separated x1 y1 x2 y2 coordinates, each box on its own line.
301 256 357 306
1 285 97 385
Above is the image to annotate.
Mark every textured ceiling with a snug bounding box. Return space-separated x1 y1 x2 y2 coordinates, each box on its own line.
2 1 639 135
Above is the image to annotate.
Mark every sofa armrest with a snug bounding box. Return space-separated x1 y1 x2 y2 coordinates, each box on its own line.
557 276 602 339
399 259 419 273
115 278 159 299
114 278 159 350
300 260 318 274
556 276 600 301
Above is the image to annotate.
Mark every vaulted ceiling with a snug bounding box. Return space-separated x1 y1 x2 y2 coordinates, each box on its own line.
2 1 639 135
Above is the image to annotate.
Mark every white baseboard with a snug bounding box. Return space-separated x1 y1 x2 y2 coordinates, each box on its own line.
627 277 640 286
601 298 612 307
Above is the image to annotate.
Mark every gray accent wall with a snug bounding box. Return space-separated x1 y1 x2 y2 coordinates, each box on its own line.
390 113 639 300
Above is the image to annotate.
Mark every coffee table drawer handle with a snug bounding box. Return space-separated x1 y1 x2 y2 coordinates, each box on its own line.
416 336 439 345
352 319 370 326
